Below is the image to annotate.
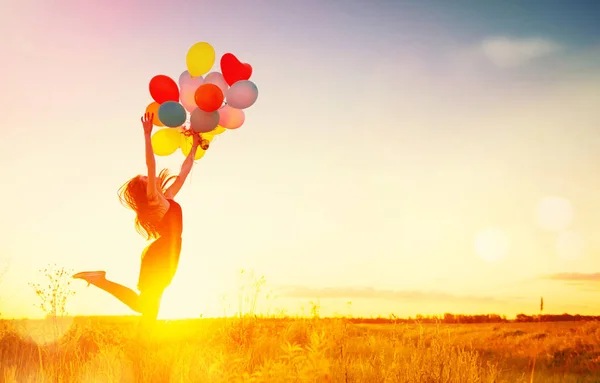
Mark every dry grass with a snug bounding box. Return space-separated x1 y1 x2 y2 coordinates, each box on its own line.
1 316 599 382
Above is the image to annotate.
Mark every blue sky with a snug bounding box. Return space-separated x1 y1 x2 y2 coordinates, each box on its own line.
418 0 600 43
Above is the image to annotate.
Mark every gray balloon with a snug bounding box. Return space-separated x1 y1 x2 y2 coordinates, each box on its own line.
190 108 220 133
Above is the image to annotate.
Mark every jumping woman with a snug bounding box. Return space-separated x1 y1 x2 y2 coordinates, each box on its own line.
73 112 200 326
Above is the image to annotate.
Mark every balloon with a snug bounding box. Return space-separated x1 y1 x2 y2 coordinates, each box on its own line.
180 84 198 113
151 128 181 156
218 104 245 129
225 80 258 109
194 84 224 112
190 108 220 133
220 53 252 86
208 125 227 135
158 101 187 128
145 102 165 127
204 72 229 95
179 134 206 160
186 42 215 77
178 71 204 90
149 75 179 104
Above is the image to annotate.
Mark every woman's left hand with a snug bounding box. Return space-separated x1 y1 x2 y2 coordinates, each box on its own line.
141 113 154 135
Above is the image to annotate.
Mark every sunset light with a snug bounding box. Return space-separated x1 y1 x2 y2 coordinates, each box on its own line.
1 0 599 381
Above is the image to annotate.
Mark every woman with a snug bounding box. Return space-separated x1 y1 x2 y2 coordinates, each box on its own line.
73 112 201 325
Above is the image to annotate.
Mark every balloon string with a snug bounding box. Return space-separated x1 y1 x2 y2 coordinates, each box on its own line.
181 129 210 150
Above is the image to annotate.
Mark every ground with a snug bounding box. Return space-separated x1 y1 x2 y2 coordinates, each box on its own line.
1 317 599 382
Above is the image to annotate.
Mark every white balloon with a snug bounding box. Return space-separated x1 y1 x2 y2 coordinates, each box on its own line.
225 80 258 109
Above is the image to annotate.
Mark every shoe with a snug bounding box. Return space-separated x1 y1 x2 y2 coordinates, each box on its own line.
72 271 106 286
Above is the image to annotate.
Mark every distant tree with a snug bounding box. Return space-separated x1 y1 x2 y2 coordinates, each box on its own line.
28 264 76 342
443 313 456 324
29 263 76 318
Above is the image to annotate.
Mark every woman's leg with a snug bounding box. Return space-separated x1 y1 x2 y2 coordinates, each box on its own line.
84 276 166 322
139 287 165 322
132 287 165 338
88 277 143 314
74 241 176 321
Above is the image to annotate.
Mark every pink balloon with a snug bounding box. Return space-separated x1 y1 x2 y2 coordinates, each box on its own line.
204 72 229 96
178 70 204 89
225 80 258 109
179 84 198 113
218 104 245 129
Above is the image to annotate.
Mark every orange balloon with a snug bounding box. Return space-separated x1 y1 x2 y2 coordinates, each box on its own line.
145 102 165 127
194 84 224 113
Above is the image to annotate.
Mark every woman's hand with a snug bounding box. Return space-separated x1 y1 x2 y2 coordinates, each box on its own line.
141 113 154 135
192 132 202 148
194 133 210 150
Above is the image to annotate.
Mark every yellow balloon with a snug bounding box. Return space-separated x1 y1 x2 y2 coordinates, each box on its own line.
186 42 215 77
151 128 181 156
179 135 206 160
145 102 165 127
209 125 226 135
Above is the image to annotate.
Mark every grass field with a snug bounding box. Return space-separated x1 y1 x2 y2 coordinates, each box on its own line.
1 316 600 382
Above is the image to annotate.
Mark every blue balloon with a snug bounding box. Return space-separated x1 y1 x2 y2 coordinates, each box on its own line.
158 101 186 128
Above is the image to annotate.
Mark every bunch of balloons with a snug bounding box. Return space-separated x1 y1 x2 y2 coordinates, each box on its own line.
145 41 259 160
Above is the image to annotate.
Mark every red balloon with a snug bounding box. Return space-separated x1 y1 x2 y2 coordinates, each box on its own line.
220 53 252 86
194 84 224 112
149 75 180 104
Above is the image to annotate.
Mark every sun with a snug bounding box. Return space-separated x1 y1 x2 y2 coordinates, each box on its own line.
157 281 224 320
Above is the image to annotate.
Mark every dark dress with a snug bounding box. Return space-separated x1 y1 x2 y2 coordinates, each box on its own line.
137 199 183 292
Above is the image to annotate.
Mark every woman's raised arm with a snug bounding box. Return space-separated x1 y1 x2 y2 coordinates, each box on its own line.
141 113 160 203
164 132 201 199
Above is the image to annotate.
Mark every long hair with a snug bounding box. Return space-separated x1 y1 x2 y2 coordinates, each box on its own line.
118 169 177 240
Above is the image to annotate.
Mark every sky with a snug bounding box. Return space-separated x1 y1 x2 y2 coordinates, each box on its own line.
0 0 599 320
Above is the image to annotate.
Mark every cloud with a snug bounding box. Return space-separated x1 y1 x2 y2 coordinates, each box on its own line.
479 36 562 68
277 286 504 304
541 272 600 282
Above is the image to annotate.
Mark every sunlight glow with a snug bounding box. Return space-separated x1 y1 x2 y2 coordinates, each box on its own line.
2 0 600 322
14 317 75 346
536 196 574 232
474 227 510 263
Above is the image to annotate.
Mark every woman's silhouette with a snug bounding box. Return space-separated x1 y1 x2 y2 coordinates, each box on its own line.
73 112 200 326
